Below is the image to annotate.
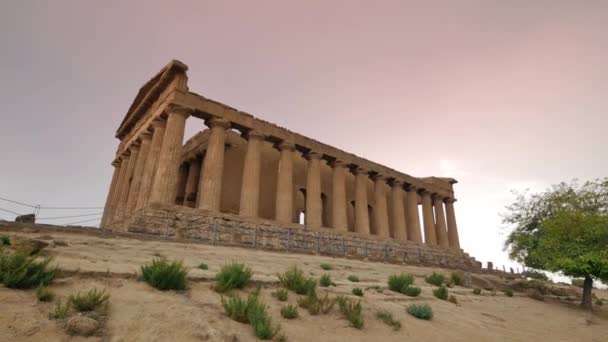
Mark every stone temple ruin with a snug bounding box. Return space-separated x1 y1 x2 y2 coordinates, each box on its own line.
100 60 480 270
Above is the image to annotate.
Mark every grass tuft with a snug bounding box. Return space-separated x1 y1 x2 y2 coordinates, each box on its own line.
320 263 332 271
425 272 445 286
36 286 55 302
272 288 288 301
198 263 208 270
278 266 316 295
352 287 364 297
376 309 401 330
473 288 482 295
222 291 279 340
140 259 188 291
504 289 514 297
0 235 10 246
215 262 253 293
407 303 433 320
433 285 448 300
404 286 421 297
337 295 364 329
297 291 335 315
388 273 415 294
280 304 299 319
49 300 70 320
450 272 463 286
0 252 56 289
319 273 332 287
347 275 360 282
68 288 110 312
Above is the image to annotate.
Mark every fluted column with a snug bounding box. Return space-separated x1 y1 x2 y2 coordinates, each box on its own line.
109 154 130 224
198 118 230 211
100 160 121 228
373 175 390 238
117 144 140 220
305 152 323 228
239 130 264 217
405 186 423 243
390 180 407 241
331 159 348 231
445 198 461 249
275 141 295 223
126 132 152 213
354 167 370 235
149 106 190 204
175 163 189 204
184 157 201 208
420 190 437 245
136 120 166 209
433 194 450 248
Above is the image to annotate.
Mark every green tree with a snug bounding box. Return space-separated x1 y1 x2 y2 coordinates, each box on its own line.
503 179 608 310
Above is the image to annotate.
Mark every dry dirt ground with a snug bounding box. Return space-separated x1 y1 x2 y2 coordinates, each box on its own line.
1 228 606 342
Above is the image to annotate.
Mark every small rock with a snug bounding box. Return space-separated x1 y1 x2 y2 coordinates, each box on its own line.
66 315 99 336
15 214 35 223
53 240 68 247
10 237 49 255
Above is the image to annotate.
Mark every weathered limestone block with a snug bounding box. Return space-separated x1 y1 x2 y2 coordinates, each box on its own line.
15 214 35 223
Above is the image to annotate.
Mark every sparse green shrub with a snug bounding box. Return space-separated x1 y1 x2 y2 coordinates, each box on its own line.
140 259 188 291
451 272 463 286
272 288 288 301
387 273 414 294
347 275 359 282
278 266 316 295
369 285 384 293
404 286 421 297
407 303 433 320
571 278 585 288
528 290 545 301
425 272 445 286
198 263 209 270
297 291 335 315
222 292 279 340
0 235 10 246
504 289 514 297
433 285 448 300
595 298 603 306
280 304 299 319
319 273 332 287
448 295 458 304
337 295 364 329
49 300 70 320
376 309 401 330
352 287 364 297
0 252 56 289
522 269 549 281
473 288 482 295
222 293 256 323
68 288 110 312
511 280 549 295
36 286 55 302
320 263 332 271
215 262 253 293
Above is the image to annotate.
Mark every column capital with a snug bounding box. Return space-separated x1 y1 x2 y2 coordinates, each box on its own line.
242 129 265 141
166 104 192 118
305 151 323 160
352 166 369 175
444 197 457 204
330 159 348 168
139 131 153 141
128 143 141 152
111 160 120 167
417 188 432 196
150 119 166 130
432 193 446 201
205 117 231 130
404 184 418 192
390 179 404 188
277 141 296 151
372 173 388 182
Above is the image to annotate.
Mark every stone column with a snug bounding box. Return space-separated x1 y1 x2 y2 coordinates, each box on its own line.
372 175 390 238
390 180 407 241
353 167 370 235
125 132 152 213
175 163 189 205
275 141 295 223
149 106 190 204
198 118 231 211
445 198 461 249
433 194 450 248
136 120 166 209
100 160 121 228
405 186 423 243
109 154 130 224
420 190 437 245
239 130 264 217
184 157 201 208
117 144 140 219
305 152 323 228
331 159 348 231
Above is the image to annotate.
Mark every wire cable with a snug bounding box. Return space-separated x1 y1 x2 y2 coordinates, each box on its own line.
37 213 102 220
65 217 101 225
0 207 23 216
0 197 36 208
39 206 104 210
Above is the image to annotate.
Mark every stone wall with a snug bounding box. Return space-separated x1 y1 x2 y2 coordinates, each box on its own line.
122 203 482 271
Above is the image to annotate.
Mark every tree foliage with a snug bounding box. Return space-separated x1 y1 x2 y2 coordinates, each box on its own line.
503 179 608 309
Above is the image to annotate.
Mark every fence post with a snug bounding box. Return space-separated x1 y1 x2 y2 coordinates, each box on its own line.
253 228 257 248
364 243 368 258
341 237 346 256
316 235 321 253
383 244 388 262
286 229 291 251
212 222 217 245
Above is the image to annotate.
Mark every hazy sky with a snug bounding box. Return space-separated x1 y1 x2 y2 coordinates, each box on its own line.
1 1 607 271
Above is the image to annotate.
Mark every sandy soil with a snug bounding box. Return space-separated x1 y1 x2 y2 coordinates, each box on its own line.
1 229 606 342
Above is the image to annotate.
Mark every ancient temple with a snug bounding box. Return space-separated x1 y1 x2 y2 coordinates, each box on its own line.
100 60 479 269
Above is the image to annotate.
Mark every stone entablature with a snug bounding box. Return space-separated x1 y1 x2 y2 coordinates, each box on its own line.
100 60 466 256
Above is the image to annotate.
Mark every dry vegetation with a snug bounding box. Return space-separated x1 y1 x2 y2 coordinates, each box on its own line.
1 227 607 342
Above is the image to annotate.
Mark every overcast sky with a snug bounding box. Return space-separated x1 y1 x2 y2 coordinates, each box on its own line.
1 1 607 272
